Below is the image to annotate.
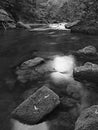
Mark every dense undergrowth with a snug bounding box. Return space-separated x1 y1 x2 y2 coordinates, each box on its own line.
0 0 98 23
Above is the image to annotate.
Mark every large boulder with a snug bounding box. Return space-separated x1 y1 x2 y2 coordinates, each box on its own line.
73 62 98 83
11 86 60 125
60 97 78 108
75 105 98 130
73 46 98 63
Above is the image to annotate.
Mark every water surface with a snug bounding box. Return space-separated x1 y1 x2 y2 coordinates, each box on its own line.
0 27 98 130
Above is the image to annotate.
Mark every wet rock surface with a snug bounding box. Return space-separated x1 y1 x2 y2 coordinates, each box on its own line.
70 21 98 35
18 57 45 69
75 105 98 130
16 57 47 83
11 86 60 125
73 46 98 63
76 46 97 56
73 62 98 83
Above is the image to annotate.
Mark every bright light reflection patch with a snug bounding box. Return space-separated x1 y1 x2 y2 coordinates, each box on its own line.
53 55 75 73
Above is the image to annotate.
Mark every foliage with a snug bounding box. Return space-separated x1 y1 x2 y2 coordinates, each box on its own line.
82 0 98 21
0 0 98 23
0 0 36 22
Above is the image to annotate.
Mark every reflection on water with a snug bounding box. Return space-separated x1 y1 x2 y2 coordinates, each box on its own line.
11 119 49 130
50 55 76 86
53 55 75 73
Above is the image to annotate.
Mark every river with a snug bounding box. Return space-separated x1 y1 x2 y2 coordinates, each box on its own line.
0 27 98 130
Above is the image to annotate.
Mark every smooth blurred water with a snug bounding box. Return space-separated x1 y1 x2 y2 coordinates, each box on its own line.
0 29 98 79
11 119 49 130
0 27 98 130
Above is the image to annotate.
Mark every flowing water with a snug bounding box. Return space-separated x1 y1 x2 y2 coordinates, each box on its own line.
0 26 98 130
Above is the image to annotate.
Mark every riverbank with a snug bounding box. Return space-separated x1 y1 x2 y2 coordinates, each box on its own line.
71 21 98 35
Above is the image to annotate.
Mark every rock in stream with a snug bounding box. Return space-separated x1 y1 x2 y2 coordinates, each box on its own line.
73 46 98 63
11 86 60 125
16 57 55 83
73 62 98 84
75 105 98 130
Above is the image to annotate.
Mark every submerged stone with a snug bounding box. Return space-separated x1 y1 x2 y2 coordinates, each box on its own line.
66 80 82 100
11 86 60 125
75 105 98 130
20 57 44 69
16 57 45 83
16 57 55 83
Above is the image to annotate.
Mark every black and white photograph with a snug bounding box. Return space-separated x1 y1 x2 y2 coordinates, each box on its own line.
0 0 98 130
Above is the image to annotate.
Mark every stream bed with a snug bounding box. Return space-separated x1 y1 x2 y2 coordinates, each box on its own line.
0 26 98 130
